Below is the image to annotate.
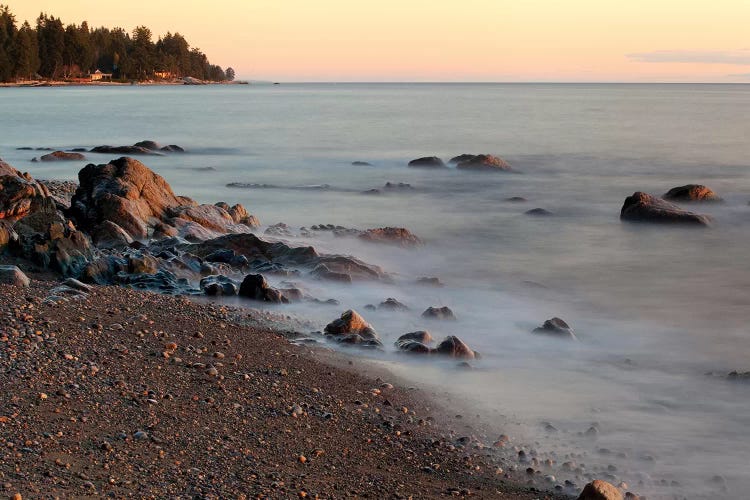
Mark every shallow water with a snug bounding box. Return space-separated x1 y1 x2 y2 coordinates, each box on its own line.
2 83 750 498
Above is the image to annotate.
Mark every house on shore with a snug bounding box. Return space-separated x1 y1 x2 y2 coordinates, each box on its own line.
90 70 113 82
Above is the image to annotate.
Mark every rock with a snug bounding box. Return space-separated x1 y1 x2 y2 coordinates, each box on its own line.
133 140 160 150
200 275 239 296
161 145 185 153
422 306 456 320
449 154 478 164
533 317 577 340
37 179 78 210
408 156 446 168
506 196 527 202
415 276 443 287
0 222 12 248
456 154 511 171
352 161 372 166
92 221 134 248
62 278 93 292
205 249 249 267
525 208 553 216
577 480 623 500
358 227 423 247
39 151 86 162
620 192 711 226
238 274 288 303
396 331 433 345
663 184 722 203
90 145 162 155
128 254 160 275
0 265 30 287
434 336 476 359
383 182 414 191
378 298 409 310
324 310 378 340
396 341 432 354
0 160 52 221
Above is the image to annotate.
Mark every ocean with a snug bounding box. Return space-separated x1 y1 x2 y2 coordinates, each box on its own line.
2 83 749 498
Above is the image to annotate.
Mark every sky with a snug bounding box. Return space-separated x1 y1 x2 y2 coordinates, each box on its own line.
5 0 750 82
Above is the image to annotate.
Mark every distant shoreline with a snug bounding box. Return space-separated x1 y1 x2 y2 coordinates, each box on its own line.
0 79 250 88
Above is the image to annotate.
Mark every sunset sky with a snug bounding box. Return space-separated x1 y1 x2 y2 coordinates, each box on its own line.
6 0 750 82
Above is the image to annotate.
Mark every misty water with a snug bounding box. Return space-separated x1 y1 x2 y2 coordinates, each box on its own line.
2 83 750 498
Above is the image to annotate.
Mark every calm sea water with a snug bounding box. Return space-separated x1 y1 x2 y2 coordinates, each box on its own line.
2 83 750 498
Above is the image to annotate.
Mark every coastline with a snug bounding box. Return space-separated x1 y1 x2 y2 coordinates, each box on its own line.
0 274 561 499
0 80 250 88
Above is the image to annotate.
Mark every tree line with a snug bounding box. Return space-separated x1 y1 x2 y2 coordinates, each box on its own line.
0 5 234 82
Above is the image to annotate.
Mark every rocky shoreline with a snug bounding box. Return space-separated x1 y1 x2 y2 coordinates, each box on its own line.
2 145 714 498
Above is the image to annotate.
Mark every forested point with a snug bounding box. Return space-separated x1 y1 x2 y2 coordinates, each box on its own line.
0 4 235 83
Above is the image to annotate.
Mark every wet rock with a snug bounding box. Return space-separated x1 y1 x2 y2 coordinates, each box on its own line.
128 254 160 275
396 341 432 354
456 154 511 171
506 196 527 202
727 370 750 381
620 192 711 226
434 336 476 359
0 265 30 287
238 274 288 303
200 275 239 296
352 161 373 166
90 145 162 155
416 276 444 287
265 222 295 237
378 298 409 311
408 156 446 168
525 208 553 216
92 220 134 248
663 184 722 203
133 140 161 150
205 248 249 267
161 145 185 153
396 331 433 345
37 179 78 210
358 227 423 247
39 151 86 162
577 480 623 500
533 317 577 340
383 182 414 191
449 154 478 164
338 334 383 348
422 306 456 320
324 310 379 340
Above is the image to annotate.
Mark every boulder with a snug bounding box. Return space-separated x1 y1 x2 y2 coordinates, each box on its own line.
449 154 477 164
663 184 722 203
0 265 30 287
0 161 52 221
133 140 160 150
38 179 78 210
415 276 444 287
456 154 511 171
395 331 433 345
358 227 423 247
434 336 476 359
577 480 623 500
505 196 527 202
200 275 239 296
39 151 86 162
90 145 161 155
525 208 553 216
408 156 446 168
238 274 288 303
92 221 134 248
422 306 456 320
620 192 711 226
533 317 577 340
396 341 432 354
0 222 11 248
324 310 378 340
161 145 185 153
351 161 373 166
378 298 409 310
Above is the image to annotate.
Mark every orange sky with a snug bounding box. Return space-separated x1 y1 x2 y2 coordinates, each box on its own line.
6 0 750 82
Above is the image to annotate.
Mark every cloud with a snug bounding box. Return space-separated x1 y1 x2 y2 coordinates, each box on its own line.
627 50 750 65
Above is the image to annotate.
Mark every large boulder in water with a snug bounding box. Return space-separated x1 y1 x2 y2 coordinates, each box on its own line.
422 306 456 320
40 151 86 162
90 145 162 156
577 480 623 500
434 336 477 359
70 157 259 244
358 227 423 247
408 156 446 168
663 184 722 203
456 154 511 172
620 192 711 226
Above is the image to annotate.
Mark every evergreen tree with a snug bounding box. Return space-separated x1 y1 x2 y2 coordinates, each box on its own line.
0 5 16 82
37 14 65 78
225 67 235 81
13 21 39 79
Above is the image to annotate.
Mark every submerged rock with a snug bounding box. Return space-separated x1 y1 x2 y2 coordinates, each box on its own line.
91 145 162 155
620 192 711 226
396 331 433 345
525 208 553 216
351 161 373 166
378 298 409 310
456 154 511 171
0 265 30 287
449 154 478 164
533 317 577 340
396 341 432 354
577 480 623 500
40 151 86 162
422 306 456 320
415 276 444 287
358 227 423 247
408 156 446 168
506 196 527 202
663 184 722 203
